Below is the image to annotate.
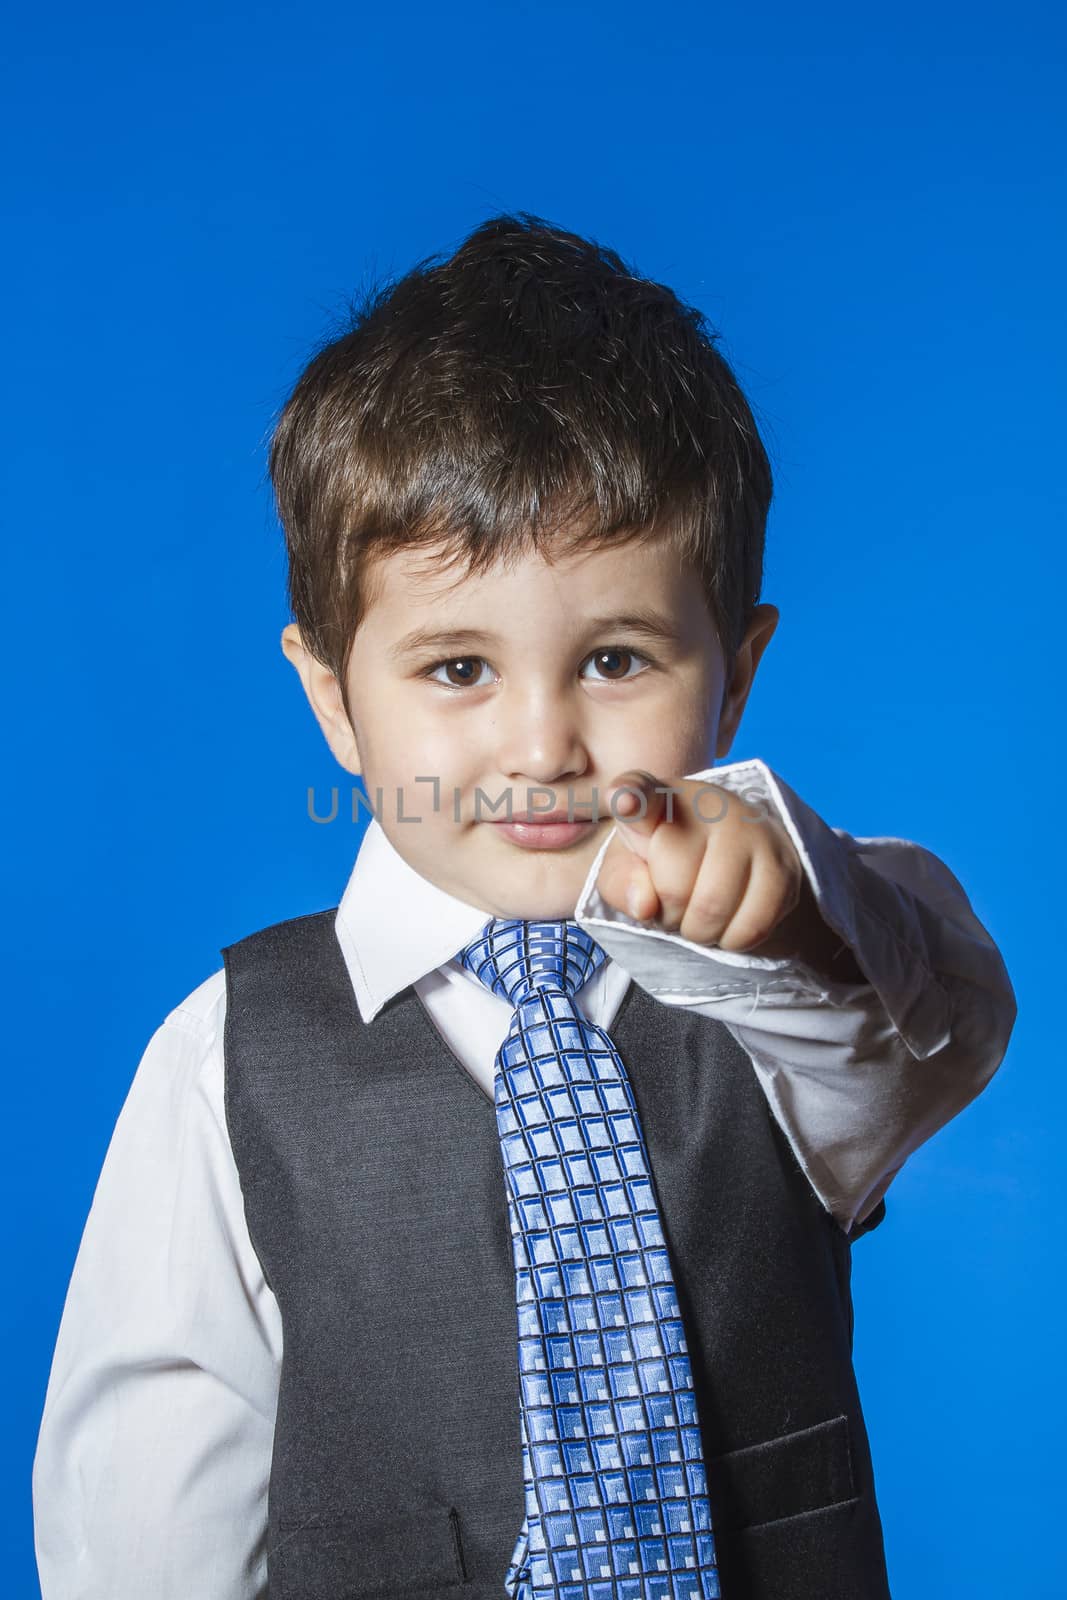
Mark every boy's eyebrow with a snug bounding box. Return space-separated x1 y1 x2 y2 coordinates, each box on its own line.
389 609 682 661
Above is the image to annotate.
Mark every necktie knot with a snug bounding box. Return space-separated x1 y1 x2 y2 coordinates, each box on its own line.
456 917 605 1008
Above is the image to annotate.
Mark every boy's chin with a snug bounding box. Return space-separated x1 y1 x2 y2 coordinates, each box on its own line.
421 825 609 920
494 899 584 923
473 867 599 924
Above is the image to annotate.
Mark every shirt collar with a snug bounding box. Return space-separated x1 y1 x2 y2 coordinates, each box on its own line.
335 817 500 1022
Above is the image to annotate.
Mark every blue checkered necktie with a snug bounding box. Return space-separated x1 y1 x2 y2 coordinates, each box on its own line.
456 917 722 1600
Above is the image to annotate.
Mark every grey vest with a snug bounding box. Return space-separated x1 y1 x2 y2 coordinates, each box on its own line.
222 909 892 1600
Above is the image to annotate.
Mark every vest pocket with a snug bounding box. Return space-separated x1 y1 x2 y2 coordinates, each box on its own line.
703 1411 858 1533
272 1502 467 1599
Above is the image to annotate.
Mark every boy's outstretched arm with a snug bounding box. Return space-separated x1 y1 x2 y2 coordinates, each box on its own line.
574 757 1018 1235
33 974 279 1600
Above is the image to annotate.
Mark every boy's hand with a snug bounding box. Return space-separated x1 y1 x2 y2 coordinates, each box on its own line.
594 771 865 980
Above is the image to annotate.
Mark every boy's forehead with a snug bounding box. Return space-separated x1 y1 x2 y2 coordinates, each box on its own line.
362 527 699 624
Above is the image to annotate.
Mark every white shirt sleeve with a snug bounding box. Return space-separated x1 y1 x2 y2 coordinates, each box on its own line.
573 757 1018 1236
32 970 281 1600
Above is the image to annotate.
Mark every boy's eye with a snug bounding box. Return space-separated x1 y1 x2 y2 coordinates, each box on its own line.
580 647 650 682
426 657 496 689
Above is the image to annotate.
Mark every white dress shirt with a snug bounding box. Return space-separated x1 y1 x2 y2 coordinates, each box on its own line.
32 758 1017 1600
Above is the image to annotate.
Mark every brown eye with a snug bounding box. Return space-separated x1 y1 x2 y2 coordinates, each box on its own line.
429 657 491 688
583 648 647 682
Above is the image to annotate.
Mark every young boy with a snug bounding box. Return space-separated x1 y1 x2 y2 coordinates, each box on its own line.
33 213 1016 1600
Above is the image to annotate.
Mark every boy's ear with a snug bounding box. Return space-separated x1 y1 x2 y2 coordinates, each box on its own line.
715 603 779 760
280 623 362 776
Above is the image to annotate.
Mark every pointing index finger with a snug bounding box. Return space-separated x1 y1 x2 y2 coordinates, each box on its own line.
604 770 673 858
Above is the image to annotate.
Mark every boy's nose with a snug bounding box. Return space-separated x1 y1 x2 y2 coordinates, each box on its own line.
495 691 589 788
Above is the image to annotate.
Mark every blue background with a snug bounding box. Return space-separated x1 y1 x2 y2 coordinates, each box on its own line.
5 2 1063 1595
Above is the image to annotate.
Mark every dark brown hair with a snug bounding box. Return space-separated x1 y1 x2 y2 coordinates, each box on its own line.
269 212 773 715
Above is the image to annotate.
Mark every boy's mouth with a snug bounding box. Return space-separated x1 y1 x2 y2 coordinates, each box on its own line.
488 812 602 850
506 809 592 823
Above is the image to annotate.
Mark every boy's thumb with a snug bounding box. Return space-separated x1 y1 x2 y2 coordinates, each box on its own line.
603 770 668 860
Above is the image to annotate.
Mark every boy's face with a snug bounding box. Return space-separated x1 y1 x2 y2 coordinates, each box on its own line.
283 531 777 920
